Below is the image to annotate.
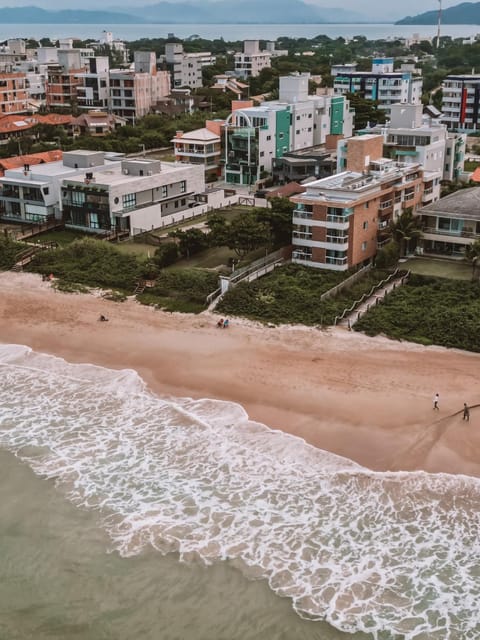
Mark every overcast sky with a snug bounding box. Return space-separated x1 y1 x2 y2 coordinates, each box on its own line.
0 0 457 21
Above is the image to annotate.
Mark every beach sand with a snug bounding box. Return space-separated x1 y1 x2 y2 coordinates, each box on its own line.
1 272 479 477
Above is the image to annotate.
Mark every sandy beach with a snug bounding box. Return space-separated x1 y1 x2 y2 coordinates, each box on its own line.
1 271 479 477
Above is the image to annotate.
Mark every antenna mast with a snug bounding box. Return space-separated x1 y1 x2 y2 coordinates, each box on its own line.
436 0 442 49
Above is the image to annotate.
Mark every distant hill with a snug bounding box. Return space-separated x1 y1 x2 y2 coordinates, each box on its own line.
0 1 365 25
138 0 365 23
0 6 144 24
396 1 480 24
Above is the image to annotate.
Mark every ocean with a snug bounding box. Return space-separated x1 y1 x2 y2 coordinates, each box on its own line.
0 343 479 639
0 23 480 42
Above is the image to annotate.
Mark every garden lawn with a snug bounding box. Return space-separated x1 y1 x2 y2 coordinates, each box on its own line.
355 274 480 352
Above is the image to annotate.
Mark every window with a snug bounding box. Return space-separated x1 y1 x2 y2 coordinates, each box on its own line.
180 180 186 193
71 190 85 206
361 241 367 251
363 221 368 230
122 193 136 209
162 185 168 198
266 135 271 141
260 151 265 157
364 202 369 209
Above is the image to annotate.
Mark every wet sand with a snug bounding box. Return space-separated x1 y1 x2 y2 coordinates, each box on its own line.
1 272 479 477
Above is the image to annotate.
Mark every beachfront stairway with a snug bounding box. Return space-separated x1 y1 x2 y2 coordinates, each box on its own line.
336 270 410 329
12 241 58 272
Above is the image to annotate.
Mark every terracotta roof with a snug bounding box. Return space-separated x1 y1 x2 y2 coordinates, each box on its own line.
0 150 63 175
0 113 74 135
267 182 305 198
471 167 480 182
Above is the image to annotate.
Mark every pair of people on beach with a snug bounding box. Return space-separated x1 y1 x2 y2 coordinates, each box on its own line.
217 318 229 329
433 393 470 421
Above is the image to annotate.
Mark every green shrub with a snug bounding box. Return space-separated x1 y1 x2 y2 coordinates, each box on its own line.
154 242 179 268
356 276 480 352
29 238 141 290
136 268 218 313
0 237 25 270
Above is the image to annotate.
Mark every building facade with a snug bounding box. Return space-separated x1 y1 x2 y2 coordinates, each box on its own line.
290 159 424 271
163 43 216 89
0 72 28 115
234 40 272 79
441 74 480 131
172 121 223 181
0 150 205 234
333 58 423 117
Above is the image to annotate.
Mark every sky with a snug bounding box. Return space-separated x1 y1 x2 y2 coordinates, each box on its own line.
0 0 459 21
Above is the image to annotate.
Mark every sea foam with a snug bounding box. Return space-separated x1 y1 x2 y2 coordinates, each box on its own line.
0 343 479 639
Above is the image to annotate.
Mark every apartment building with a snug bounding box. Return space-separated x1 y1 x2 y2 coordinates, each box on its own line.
46 50 84 111
163 43 216 89
290 158 424 271
0 72 28 114
339 104 466 184
108 52 170 123
75 57 110 111
234 40 272 79
0 150 205 234
333 58 423 117
172 120 223 181
441 74 480 131
223 74 353 185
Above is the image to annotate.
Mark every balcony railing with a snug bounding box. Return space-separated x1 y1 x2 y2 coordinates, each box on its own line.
423 226 479 238
326 256 348 265
293 209 313 219
326 235 348 244
326 215 349 224
380 200 393 210
292 251 312 261
293 230 313 240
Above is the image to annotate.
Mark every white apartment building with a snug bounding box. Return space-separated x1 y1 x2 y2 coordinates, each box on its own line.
333 57 423 117
109 57 170 124
0 150 205 235
163 43 216 89
76 57 110 111
441 74 480 131
172 121 222 181
343 103 466 184
234 40 272 78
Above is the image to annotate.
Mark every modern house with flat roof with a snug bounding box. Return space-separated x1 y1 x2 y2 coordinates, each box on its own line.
290 159 424 271
416 188 480 258
0 150 205 235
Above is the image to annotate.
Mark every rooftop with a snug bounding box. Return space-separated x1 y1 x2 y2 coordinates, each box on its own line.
420 187 480 221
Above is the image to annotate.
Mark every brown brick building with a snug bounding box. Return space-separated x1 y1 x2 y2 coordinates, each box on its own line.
291 159 424 271
0 73 28 115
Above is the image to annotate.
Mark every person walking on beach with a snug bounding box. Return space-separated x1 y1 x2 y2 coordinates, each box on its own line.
433 393 439 410
463 403 470 421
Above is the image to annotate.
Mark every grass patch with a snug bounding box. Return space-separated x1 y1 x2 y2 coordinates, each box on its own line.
53 280 91 294
136 268 219 314
355 274 480 352
35 230 88 246
217 264 390 326
401 257 472 280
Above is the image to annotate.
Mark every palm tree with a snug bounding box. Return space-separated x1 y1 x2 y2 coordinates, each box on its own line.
465 239 480 282
389 209 423 258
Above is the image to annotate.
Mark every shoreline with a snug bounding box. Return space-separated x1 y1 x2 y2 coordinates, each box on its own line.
2 272 480 477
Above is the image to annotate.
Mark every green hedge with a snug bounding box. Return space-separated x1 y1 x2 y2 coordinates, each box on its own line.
355 274 480 352
137 269 219 314
0 237 26 270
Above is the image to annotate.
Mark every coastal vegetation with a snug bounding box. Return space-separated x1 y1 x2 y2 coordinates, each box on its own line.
355 275 480 352
0 237 25 269
216 264 390 326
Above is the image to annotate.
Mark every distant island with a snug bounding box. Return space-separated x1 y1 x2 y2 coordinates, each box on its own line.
0 1 365 24
396 1 480 25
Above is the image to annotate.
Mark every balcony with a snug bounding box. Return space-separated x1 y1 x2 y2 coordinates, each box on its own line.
379 200 393 210
293 230 313 240
423 226 480 239
326 256 348 266
293 209 313 220
326 234 348 244
326 215 349 224
292 250 312 262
